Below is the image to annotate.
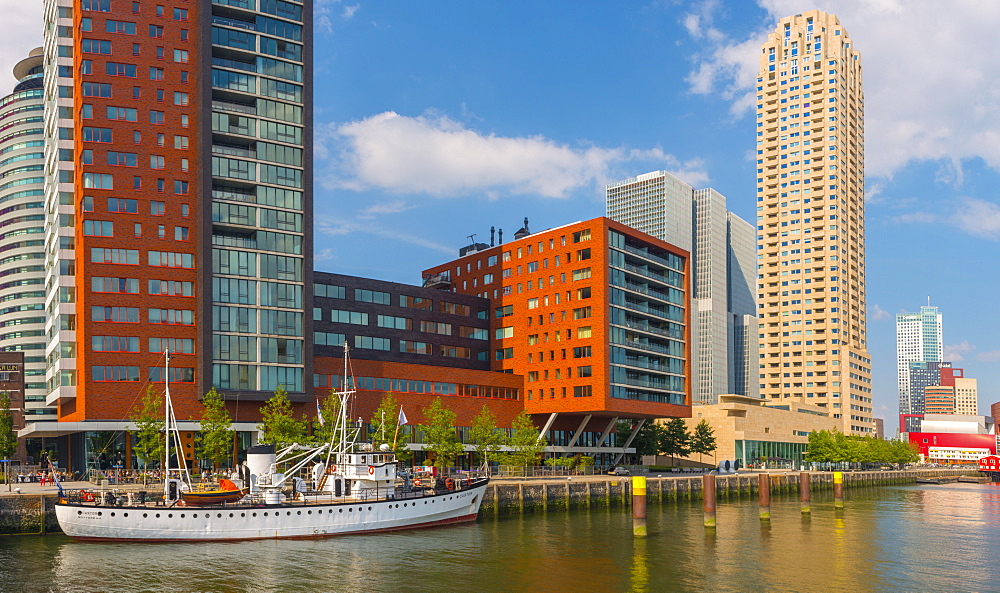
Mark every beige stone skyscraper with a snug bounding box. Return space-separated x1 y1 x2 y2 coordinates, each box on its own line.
755 11 873 434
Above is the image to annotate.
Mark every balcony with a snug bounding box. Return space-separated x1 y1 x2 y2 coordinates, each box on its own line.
422 273 452 289
212 100 256 115
212 144 256 159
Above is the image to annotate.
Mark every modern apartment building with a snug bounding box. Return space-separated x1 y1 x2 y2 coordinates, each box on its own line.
896 305 943 418
311 272 524 457
23 0 311 468
607 170 757 404
0 49 57 450
755 11 873 433
423 217 691 460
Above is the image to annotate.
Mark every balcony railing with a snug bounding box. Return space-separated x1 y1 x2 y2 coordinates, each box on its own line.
212 15 256 31
212 100 257 115
212 145 256 159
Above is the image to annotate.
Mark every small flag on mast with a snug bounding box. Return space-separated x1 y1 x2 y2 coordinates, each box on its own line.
397 406 408 426
316 399 325 426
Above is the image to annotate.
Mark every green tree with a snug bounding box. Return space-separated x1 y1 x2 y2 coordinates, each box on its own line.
370 392 400 448
197 387 234 473
258 386 306 447
469 405 504 473
421 398 462 472
368 392 413 465
889 439 920 466
312 391 341 445
617 420 663 457
689 419 717 463
658 418 691 464
805 429 838 463
503 411 546 468
131 385 165 478
0 392 16 490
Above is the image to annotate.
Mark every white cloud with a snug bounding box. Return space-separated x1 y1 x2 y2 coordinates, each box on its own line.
686 0 1000 178
951 197 1000 241
319 111 707 198
356 200 414 219
976 350 1000 363
0 5 43 92
869 304 890 321
944 340 976 362
316 215 456 255
342 4 360 19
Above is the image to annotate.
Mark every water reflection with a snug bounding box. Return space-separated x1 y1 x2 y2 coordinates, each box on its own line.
0 484 997 592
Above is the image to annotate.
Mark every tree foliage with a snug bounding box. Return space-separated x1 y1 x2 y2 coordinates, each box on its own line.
503 411 546 467
0 392 15 461
805 430 920 465
689 419 717 462
311 388 346 446
658 418 691 462
132 385 165 471
617 420 662 457
368 392 412 464
421 398 462 472
258 386 306 447
197 387 234 471
469 405 504 472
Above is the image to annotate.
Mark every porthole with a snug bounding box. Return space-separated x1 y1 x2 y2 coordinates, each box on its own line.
339 509 343 513
193 514 198 518
424 501 427 505
155 514 161 518
263 512 268 517
123 513 128 518
368 506 372 511
349 507 353 512
142 513 148 518
168 514 173 519
180 514 185 519
110 512 115 517
286 511 291 516
77 511 82 516
229 513 234 518
296 511 301 516
307 510 312 515
217 513 222 518
403 503 407 507
97 512 103 517
252 512 257 517
241 513 246 517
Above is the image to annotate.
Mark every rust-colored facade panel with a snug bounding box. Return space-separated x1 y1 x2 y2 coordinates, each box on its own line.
69 1 201 421
312 356 524 428
423 217 691 422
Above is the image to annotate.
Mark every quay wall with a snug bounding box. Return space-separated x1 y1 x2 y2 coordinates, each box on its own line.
478 469 970 517
0 469 972 535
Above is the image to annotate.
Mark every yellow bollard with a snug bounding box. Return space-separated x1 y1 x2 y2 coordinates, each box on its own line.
834 471 844 509
632 476 647 537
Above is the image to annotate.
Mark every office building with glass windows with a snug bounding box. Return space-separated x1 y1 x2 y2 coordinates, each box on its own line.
20 0 311 470
607 170 757 405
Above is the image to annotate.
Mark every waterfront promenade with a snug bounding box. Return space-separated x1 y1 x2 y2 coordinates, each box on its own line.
0 467 971 535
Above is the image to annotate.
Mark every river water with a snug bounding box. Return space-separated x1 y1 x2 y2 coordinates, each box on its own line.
1 482 998 593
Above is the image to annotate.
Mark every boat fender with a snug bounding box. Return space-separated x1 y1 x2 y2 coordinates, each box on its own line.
445 478 455 491
368 466 375 475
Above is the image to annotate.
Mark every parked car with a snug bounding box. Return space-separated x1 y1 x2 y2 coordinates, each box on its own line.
608 466 630 476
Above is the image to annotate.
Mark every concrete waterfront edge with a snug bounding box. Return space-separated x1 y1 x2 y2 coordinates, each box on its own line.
0 469 973 534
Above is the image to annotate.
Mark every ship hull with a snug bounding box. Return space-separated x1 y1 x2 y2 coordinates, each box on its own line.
55 481 487 542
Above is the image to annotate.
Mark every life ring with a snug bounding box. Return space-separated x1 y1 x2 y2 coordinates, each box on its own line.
445 478 455 491
330 464 337 472
368 466 375 475
82 491 95 503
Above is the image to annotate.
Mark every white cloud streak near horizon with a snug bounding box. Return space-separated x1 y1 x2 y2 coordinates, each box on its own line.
685 0 1000 179
318 111 708 199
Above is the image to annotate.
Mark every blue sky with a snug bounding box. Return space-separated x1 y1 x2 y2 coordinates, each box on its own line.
3 1 1000 423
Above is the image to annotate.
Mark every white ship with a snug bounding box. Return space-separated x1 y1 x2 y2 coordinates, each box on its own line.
54 348 489 542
